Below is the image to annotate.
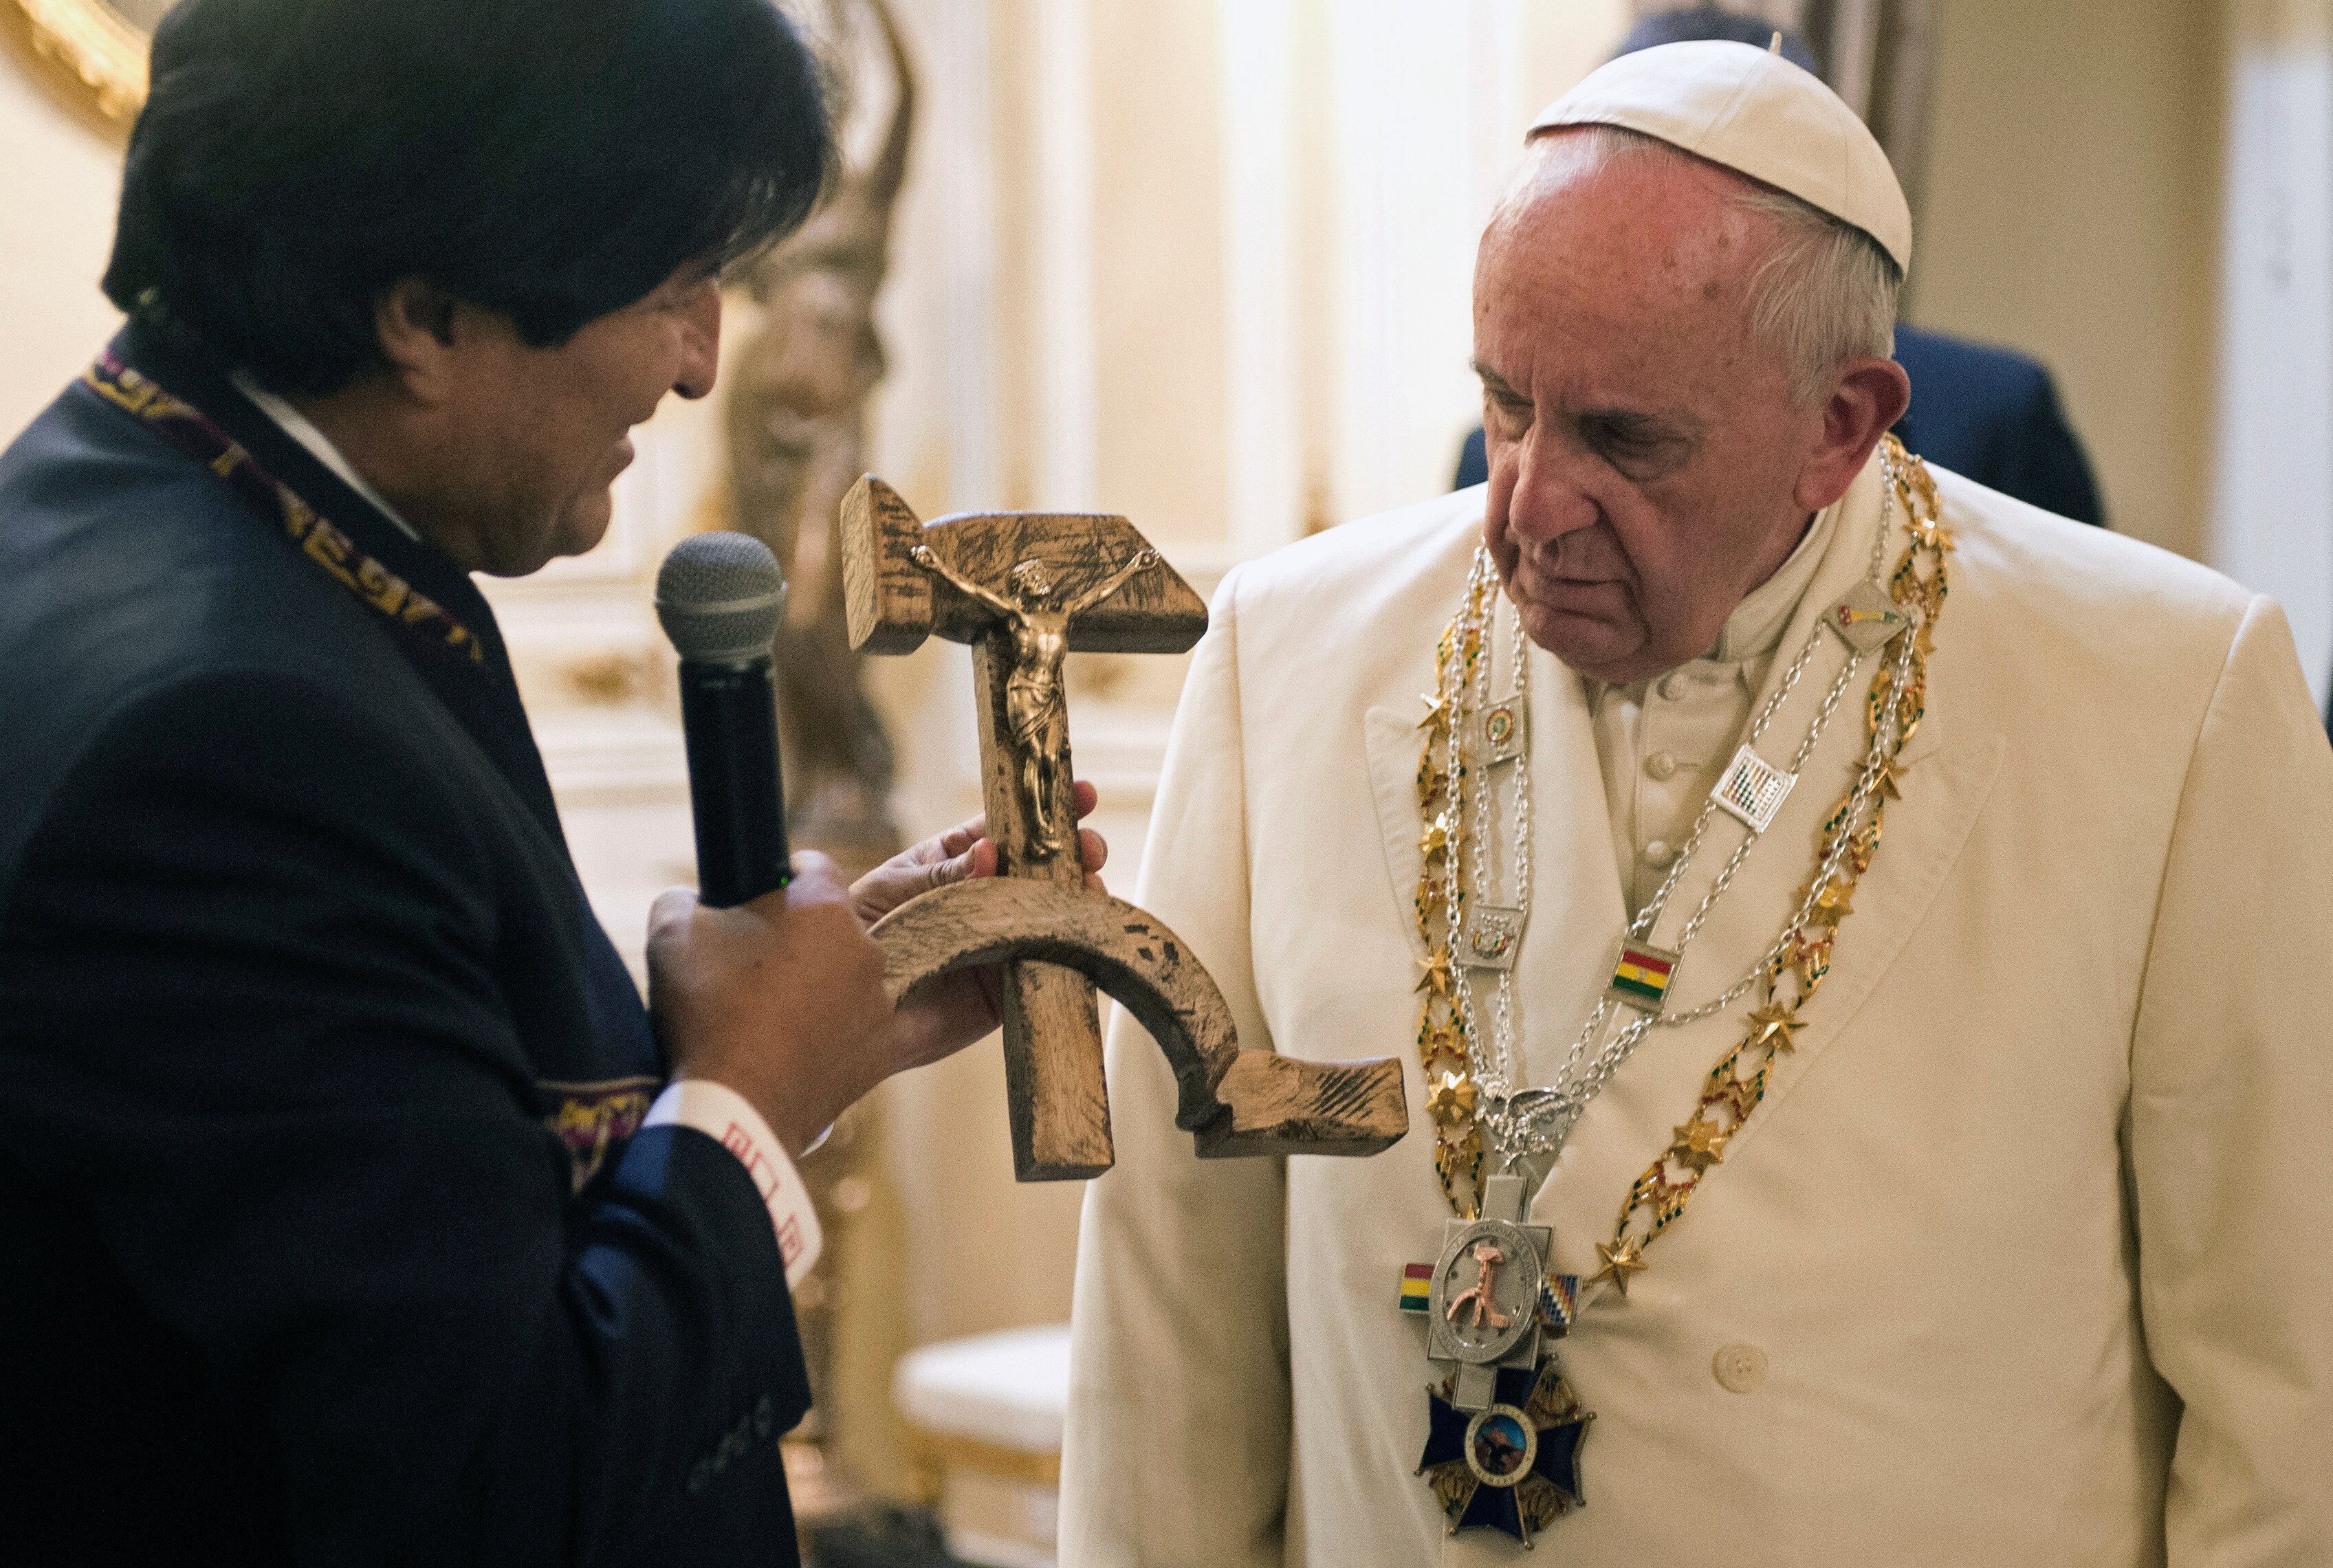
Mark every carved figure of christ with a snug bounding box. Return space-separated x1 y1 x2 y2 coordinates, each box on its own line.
908 544 1160 854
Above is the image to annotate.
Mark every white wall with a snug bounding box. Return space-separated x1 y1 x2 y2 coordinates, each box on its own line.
2213 0 2333 707
1916 0 2223 563
0 53 124 443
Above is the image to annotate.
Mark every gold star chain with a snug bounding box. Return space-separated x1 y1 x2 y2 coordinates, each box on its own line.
1596 439 1951 1293
1414 561 1496 1216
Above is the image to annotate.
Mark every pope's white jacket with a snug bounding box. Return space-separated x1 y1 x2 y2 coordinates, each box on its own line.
1060 450 2333 1567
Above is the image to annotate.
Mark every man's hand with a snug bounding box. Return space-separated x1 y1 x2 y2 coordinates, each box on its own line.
849 780 1109 926
648 790 1113 1157
648 853 895 1159
852 781 1109 1070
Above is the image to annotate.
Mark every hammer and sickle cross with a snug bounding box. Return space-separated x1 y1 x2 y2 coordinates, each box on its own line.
842 476 1408 1180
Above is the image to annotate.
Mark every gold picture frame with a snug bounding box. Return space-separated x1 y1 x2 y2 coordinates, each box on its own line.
4 0 158 135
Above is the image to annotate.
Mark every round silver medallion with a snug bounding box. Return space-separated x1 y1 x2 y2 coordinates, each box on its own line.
1428 1218 1542 1364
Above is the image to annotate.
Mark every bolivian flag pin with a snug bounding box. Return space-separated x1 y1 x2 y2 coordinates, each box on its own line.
1608 940 1680 1014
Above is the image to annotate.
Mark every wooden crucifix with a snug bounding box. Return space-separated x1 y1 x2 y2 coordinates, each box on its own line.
842 475 1408 1180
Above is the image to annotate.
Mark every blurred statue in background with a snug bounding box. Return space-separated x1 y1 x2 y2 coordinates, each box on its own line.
727 0 914 871
724 0 921 1535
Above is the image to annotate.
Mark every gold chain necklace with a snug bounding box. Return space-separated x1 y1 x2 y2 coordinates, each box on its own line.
1411 437 1951 1252
1413 561 1498 1213
1396 440 1951 1544
1595 445 1951 1290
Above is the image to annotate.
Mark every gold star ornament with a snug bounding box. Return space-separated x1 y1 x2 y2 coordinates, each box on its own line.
1594 1234 1649 1296
1744 1000 1803 1054
1416 947 1456 997
1425 1070 1478 1129
1669 1116 1728 1173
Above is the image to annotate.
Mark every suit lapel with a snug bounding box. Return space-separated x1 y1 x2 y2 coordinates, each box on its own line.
103 324 660 1079
109 324 569 854
1363 703 1436 965
1634 454 1890 1018
1602 450 2000 1169
1361 594 1628 1076
1732 729 2002 1155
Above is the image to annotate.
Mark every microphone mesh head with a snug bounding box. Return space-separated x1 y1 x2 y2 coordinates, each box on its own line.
655 531 787 664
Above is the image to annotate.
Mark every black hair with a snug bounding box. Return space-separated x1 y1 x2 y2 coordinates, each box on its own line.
105 0 836 395
1616 6 1823 77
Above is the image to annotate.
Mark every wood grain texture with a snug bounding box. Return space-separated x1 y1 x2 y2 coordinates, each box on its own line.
848 470 1404 1177
841 475 931 655
967 632 1111 1177
872 879 1408 1162
841 475 1207 656
1193 1052 1407 1158
995 964 1113 1180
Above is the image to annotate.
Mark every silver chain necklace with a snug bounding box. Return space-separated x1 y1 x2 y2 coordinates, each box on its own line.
1446 481 1905 1180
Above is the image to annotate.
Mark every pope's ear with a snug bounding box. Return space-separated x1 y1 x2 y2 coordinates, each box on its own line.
1797 355 1912 513
371 277 467 406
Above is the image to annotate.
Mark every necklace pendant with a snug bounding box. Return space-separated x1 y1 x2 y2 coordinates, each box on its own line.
1418 1174 1553 1407
1711 744 1796 834
1608 938 1681 1014
1415 1365 1594 1543
1482 697 1529 766
1399 1172 1594 1543
1460 904 1525 970
1826 579 1910 652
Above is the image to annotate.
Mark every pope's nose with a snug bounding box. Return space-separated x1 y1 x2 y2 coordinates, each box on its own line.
1496 430 1601 548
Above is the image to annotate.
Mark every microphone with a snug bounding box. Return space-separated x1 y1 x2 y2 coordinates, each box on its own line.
654 532 792 907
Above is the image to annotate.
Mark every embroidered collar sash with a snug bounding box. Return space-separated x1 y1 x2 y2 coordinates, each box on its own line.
78 323 659 1091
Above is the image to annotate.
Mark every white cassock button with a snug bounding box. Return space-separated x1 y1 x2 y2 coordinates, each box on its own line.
1713 1343 1767 1393
1646 751 1678 781
1658 672 1688 700
1643 839 1676 868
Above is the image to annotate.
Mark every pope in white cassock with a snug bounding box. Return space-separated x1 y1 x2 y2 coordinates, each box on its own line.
1060 41 2333 1568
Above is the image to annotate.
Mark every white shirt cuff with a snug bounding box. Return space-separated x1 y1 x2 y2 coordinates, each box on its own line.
642 1079 823 1289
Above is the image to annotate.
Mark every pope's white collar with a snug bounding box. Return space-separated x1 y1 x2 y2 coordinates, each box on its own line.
1581 492 1847 707
1707 497 1840 665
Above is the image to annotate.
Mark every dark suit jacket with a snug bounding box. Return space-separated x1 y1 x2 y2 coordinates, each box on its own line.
1453 322 2107 527
0 323 809 1567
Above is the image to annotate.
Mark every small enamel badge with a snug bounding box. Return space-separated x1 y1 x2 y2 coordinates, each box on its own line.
1825 582 1909 653
1483 700 1526 766
1711 744 1795 834
1415 1364 1592 1545
1608 940 1680 1013
1460 904 1524 971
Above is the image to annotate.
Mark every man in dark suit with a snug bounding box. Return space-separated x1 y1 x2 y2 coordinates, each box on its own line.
1454 7 2107 527
0 2 1069 1563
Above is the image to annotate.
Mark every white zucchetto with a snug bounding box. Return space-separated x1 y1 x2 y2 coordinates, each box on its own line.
1529 40 1913 272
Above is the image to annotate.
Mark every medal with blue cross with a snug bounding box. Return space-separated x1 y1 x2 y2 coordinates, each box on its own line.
1397 1170 1593 1543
